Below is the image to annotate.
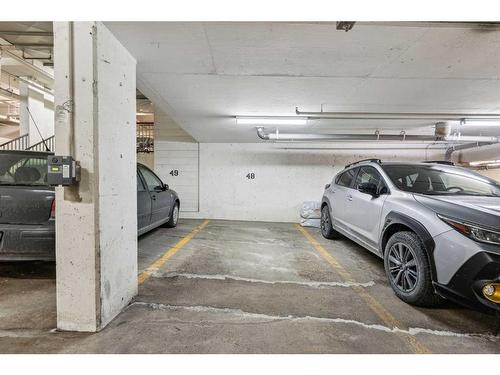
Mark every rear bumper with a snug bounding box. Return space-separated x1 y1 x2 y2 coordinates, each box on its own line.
0 221 55 261
434 251 500 315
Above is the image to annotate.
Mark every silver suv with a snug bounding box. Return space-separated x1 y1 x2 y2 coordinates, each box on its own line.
321 159 500 314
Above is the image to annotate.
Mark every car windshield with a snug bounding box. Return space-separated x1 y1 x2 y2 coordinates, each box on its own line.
382 164 500 197
0 153 49 186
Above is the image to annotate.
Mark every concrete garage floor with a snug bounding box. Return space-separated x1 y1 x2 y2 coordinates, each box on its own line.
0 219 499 353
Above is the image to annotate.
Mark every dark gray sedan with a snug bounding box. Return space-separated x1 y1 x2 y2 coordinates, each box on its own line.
0 150 179 261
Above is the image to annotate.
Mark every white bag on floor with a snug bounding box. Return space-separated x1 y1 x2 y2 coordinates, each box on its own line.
300 201 321 227
300 218 321 228
300 201 321 219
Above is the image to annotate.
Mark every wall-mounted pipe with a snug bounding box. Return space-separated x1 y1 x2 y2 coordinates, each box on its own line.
450 143 500 164
256 127 500 143
444 142 493 160
0 86 20 99
1 70 54 95
0 48 54 89
0 30 53 37
295 107 500 121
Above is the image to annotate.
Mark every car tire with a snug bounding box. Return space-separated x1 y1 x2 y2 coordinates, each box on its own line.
384 231 441 307
320 205 342 240
165 202 179 228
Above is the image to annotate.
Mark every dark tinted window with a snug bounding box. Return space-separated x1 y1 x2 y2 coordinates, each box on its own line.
336 168 358 188
383 165 500 196
355 166 385 191
0 153 48 186
138 165 163 191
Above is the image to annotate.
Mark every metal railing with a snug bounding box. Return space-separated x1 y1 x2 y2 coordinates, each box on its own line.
0 133 29 150
137 122 154 153
0 134 54 152
27 136 54 152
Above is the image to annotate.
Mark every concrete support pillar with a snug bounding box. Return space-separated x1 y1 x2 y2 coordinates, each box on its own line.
18 81 54 146
54 22 137 332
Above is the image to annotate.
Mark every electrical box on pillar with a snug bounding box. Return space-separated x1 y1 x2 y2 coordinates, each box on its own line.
47 155 81 186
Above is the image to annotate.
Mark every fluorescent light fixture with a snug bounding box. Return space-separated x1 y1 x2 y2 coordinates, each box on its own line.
469 160 500 166
236 117 307 126
460 119 500 127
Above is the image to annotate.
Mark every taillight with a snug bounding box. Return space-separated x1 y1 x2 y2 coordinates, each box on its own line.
50 199 55 219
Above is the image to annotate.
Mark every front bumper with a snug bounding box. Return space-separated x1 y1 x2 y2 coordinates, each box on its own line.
0 221 55 261
434 251 500 315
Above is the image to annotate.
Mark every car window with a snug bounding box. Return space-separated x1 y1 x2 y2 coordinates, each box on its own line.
0 153 48 186
336 168 358 188
440 173 495 195
138 165 162 191
383 165 500 196
137 172 146 192
354 166 385 191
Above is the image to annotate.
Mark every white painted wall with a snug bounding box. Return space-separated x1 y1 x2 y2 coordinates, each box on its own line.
153 108 199 212
19 81 54 146
137 152 154 169
181 143 446 223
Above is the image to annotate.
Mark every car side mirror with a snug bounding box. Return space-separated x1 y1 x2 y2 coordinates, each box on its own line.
358 182 379 197
325 183 331 190
154 184 168 192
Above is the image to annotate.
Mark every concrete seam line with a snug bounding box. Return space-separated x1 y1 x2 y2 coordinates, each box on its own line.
138 219 210 285
152 271 376 288
130 302 499 342
294 224 431 354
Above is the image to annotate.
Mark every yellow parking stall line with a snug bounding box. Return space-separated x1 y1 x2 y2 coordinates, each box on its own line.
138 220 210 285
295 224 431 354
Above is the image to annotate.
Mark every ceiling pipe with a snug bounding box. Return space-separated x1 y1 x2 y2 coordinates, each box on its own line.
295 107 500 121
0 31 53 37
1 69 54 95
444 142 493 161
450 143 500 164
256 127 500 143
0 120 20 126
8 42 53 48
0 48 54 87
0 86 20 99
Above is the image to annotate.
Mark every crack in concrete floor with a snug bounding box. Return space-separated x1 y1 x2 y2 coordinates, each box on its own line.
130 302 500 342
152 271 376 288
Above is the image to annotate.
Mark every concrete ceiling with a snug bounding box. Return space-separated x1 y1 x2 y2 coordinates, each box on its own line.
0 22 54 132
107 22 500 142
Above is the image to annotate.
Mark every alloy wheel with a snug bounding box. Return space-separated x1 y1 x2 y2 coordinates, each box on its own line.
321 208 329 233
173 205 179 225
387 242 419 293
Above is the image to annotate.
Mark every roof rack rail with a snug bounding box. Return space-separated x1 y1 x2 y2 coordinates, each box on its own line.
422 160 455 166
344 158 382 169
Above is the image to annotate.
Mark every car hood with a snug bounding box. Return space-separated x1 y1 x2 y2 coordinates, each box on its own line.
413 194 500 230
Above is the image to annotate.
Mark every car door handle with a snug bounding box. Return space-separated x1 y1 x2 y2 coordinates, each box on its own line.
152 195 156 200
347 194 353 201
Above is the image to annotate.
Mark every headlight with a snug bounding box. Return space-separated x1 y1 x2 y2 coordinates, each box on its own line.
438 215 500 245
